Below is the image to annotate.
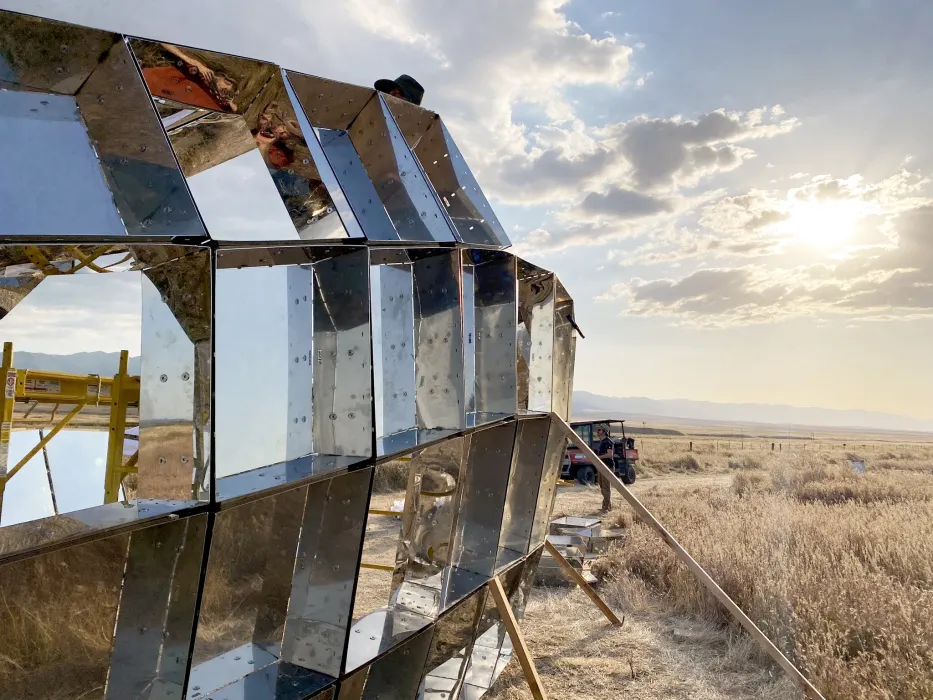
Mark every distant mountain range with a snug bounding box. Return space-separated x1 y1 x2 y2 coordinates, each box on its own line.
573 390 933 434
14 351 141 376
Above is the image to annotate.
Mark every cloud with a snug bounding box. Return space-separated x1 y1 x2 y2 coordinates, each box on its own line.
602 200 933 326
576 186 673 220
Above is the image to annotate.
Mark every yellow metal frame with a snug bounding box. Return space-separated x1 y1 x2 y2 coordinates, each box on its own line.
0 342 141 520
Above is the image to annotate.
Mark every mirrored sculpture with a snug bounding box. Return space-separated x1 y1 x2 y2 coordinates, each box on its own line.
0 9 577 700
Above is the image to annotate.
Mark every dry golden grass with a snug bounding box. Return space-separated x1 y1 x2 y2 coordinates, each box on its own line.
592 444 933 699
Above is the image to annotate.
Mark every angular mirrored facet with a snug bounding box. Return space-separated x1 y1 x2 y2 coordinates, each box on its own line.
0 245 206 556
281 469 371 678
199 663 334 700
214 247 371 490
340 626 433 700
450 423 516 578
130 40 349 241
551 279 576 420
0 530 129 699
379 94 435 150
529 417 568 550
498 417 550 562
0 15 205 238
350 95 456 243
517 262 555 413
413 252 464 431
106 515 208 700
419 585 485 699
463 251 516 426
414 118 510 247
189 488 306 696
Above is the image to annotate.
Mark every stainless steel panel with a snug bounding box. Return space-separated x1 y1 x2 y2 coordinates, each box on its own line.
341 626 433 698
0 531 129 699
286 265 315 462
517 263 555 413
392 437 467 589
349 95 456 243
449 423 516 578
191 487 307 693
461 265 476 417
282 469 371 678
345 606 433 673
498 418 549 559
282 73 374 132
312 250 372 458
215 265 291 478
372 264 416 447
199 662 334 700
420 586 485 697
470 252 516 421
106 515 208 700
316 128 401 242
529 417 567 550
380 94 436 150
414 118 510 247
412 252 464 431
551 279 575 420
376 428 461 461
0 14 204 238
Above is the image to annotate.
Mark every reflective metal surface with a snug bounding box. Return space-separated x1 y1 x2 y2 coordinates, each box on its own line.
450 423 516 578
0 13 204 238
349 95 456 243
414 118 511 247
498 417 550 559
107 515 208 700
282 469 371 678
340 626 434 699
312 250 372 458
517 262 555 413
0 531 129 699
551 279 576 420
0 13 577 700
190 488 306 695
529 417 568 550
413 252 464 431
467 251 516 423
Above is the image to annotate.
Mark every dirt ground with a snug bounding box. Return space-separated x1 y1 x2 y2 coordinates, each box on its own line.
485 477 798 700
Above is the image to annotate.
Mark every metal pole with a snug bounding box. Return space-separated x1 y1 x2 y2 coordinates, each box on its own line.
38 429 59 515
552 414 826 700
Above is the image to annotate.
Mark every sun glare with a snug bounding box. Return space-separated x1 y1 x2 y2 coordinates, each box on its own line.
785 199 865 248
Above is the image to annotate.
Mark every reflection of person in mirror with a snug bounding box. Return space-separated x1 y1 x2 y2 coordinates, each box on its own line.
141 43 238 112
252 103 301 169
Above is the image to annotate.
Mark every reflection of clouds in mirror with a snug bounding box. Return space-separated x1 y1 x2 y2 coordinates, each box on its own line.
0 431 108 527
214 267 289 477
186 149 298 241
0 273 141 354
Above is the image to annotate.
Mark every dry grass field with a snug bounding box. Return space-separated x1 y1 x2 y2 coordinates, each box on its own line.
488 434 933 700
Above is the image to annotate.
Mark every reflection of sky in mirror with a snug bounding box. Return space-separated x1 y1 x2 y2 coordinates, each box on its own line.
1 431 109 526
0 272 141 354
215 266 289 477
0 89 126 236
186 149 298 241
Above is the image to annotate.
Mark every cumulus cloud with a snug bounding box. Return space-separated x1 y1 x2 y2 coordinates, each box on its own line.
602 200 933 326
576 186 674 220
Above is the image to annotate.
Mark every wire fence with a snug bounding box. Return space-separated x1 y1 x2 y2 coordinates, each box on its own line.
632 437 933 456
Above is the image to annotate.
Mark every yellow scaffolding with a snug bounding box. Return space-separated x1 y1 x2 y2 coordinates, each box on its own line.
0 341 140 520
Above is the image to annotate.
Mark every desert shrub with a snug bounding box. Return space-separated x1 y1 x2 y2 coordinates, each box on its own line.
597 455 933 699
731 470 769 497
728 455 762 470
668 454 701 472
372 460 411 493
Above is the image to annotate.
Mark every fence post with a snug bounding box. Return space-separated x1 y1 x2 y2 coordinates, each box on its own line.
689 441 693 452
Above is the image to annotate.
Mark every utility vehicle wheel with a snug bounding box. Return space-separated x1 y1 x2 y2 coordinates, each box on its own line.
576 465 597 485
621 464 636 485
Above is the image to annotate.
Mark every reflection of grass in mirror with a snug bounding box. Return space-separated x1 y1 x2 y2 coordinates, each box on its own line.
0 533 128 700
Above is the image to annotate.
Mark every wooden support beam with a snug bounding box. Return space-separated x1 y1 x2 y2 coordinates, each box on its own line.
489 575 548 700
544 539 622 626
553 414 826 700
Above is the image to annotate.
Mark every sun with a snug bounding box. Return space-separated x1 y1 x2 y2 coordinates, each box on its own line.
784 198 865 248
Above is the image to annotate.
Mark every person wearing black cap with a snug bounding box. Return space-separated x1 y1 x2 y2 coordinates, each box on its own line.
595 425 614 512
374 74 425 106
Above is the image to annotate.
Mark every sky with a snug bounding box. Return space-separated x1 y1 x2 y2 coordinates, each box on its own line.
2 0 933 422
